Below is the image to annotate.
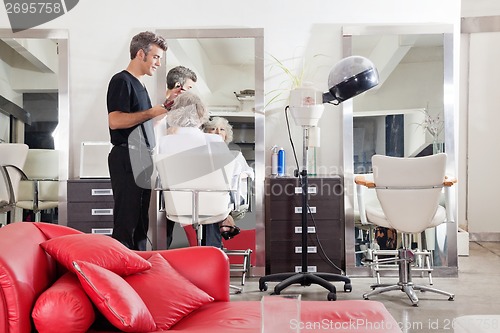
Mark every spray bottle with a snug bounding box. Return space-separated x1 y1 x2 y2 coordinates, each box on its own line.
278 147 285 177
270 145 278 176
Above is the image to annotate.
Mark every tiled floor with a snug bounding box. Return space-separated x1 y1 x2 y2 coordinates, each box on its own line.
230 241 500 332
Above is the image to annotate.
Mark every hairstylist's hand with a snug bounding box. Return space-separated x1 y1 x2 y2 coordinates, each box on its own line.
163 99 174 110
151 104 168 118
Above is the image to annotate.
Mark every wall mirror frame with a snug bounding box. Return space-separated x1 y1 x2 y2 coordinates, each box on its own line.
341 24 458 277
0 29 69 225
153 28 265 274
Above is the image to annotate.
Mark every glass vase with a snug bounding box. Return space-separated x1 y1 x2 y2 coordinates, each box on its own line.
433 139 444 154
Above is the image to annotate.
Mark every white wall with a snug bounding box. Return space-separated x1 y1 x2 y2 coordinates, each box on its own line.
460 2 500 238
462 0 500 17
0 0 460 178
355 61 443 115
0 54 22 106
467 32 500 235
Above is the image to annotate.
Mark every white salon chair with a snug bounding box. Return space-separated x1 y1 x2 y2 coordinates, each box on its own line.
357 153 456 306
16 149 59 222
155 136 244 292
0 143 29 226
155 137 238 243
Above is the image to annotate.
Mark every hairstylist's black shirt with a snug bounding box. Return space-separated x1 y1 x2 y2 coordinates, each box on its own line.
106 70 155 148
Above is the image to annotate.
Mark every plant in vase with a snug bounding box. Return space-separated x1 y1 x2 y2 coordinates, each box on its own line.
266 52 329 174
417 107 444 154
265 52 329 109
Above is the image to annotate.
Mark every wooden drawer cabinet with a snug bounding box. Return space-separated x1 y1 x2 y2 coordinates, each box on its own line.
268 200 342 221
265 176 345 274
67 179 114 234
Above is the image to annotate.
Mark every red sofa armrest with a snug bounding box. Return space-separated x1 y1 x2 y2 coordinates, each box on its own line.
138 246 230 302
0 222 57 333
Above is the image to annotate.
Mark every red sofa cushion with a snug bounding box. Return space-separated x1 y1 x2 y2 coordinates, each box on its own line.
125 253 214 330
32 272 95 333
40 233 151 276
73 260 156 332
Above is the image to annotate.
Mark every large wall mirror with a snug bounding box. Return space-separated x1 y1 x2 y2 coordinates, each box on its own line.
154 28 265 274
341 24 458 276
0 29 69 225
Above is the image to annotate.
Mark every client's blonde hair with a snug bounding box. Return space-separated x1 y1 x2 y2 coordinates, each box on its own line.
202 116 234 143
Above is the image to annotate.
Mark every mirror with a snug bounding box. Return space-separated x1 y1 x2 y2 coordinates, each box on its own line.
341 25 457 275
154 28 265 273
0 29 69 225
352 32 445 167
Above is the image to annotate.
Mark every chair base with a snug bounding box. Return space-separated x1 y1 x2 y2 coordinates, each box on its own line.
370 249 436 285
224 248 252 286
363 282 455 306
230 284 242 294
259 272 352 301
362 248 454 306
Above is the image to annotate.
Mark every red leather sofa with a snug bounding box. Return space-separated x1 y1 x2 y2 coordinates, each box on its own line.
0 222 402 333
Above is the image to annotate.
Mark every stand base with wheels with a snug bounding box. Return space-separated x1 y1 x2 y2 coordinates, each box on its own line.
259 126 352 301
259 271 352 301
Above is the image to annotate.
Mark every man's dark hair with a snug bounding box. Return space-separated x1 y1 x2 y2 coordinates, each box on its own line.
130 31 167 60
166 66 198 89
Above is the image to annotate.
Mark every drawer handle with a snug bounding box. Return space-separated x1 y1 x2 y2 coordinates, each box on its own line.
91 228 113 235
294 226 316 234
294 187 317 194
91 189 113 196
91 208 113 216
295 246 317 254
295 206 316 214
295 266 317 273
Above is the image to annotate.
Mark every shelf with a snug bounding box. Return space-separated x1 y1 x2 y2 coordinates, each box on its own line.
234 90 255 101
207 105 239 113
208 110 255 118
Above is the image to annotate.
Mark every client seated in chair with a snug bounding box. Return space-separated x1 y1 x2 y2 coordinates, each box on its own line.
158 92 239 248
202 116 254 240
